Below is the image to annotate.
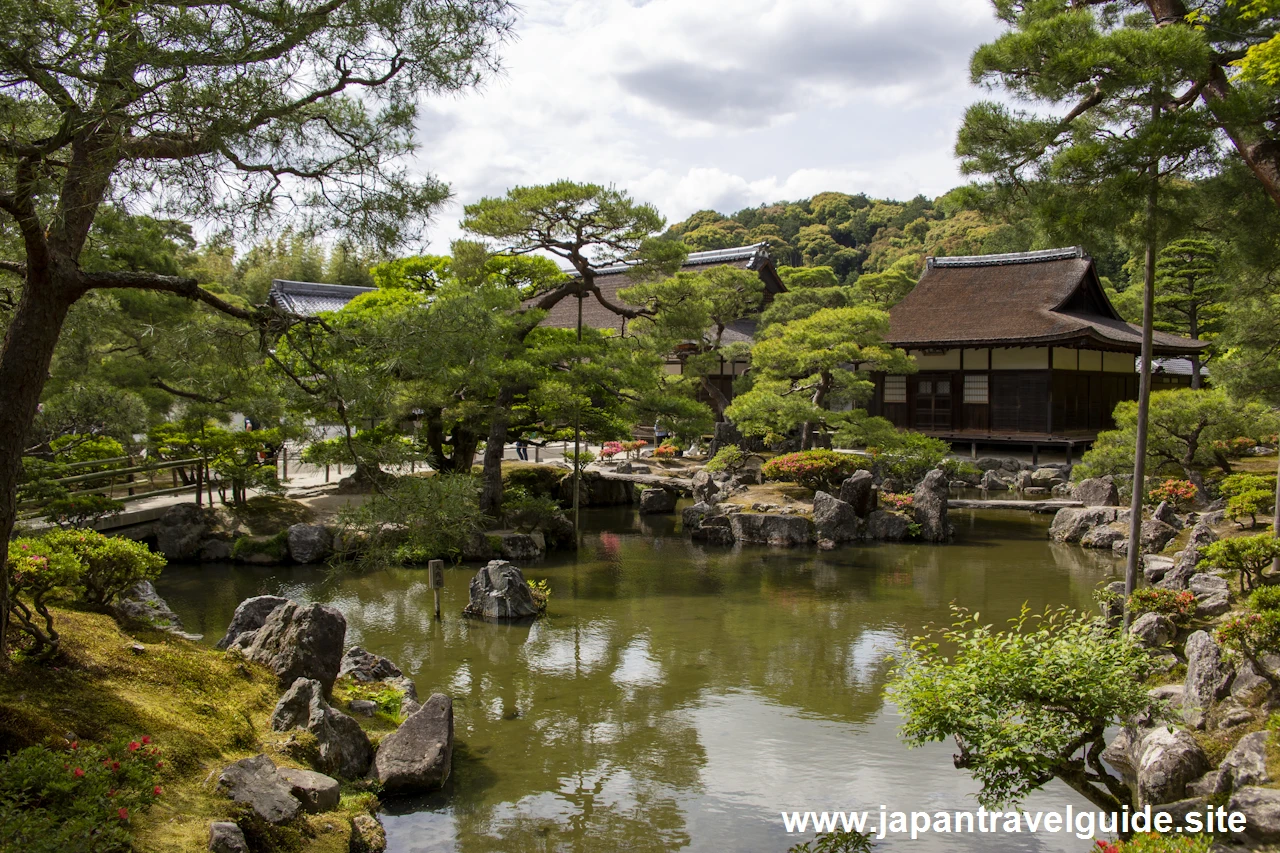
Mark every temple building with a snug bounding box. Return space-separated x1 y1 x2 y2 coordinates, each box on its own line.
866 246 1207 460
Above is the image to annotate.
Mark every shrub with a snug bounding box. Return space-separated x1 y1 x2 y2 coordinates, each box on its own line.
870 432 949 486
940 458 983 483
1126 587 1196 625
344 681 404 719
1216 610 1280 669
880 492 913 512
1249 586 1280 612
704 445 748 474
502 486 564 534
1201 534 1280 592
1220 473 1276 499
1228 489 1275 528
652 443 677 459
786 829 874 853
1095 833 1215 852
44 494 125 529
1146 479 1197 509
502 464 563 499
0 737 163 853
41 529 165 607
762 450 868 492
337 474 484 567
528 578 551 612
6 538 83 658
599 441 624 460
564 449 595 470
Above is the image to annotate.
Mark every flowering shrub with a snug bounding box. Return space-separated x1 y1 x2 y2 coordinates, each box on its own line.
620 440 648 459
0 736 163 853
1211 436 1259 458
7 538 83 658
1126 587 1196 625
762 450 868 492
1094 832 1214 852
41 529 165 607
1146 479 1197 509
599 441 624 460
880 492 914 512
652 444 677 459
1216 611 1280 669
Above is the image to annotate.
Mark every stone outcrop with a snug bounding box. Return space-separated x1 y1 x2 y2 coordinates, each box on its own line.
691 471 722 505
690 513 735 546
638 487 677 515
114 581 198 639
838 470 876 516
1074 476 1120 507
1081 524 1126 550
729 513 812 546
271 677 374 779
232 601 347 696
1152 501 1184 531
865 510 910 541
217 595 289 650
813 491 860 543
1217 731 1271 794
370 693 453 793
208 821 249 853
1229 787 1280 845
286 523 332 564
1140 518 1179 554
979 469 1008 492
1133 726 1211 806
1183 631 1234 729
1048 507 1119 543
155 503 210 560
339 647 418 707
462 560 541 621
1130 612 1177 649
912 469 951 543
277 767 341 813
217 754 301 824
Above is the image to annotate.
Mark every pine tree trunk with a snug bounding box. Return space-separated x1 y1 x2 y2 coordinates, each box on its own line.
479 388 514 519
0 272 78 655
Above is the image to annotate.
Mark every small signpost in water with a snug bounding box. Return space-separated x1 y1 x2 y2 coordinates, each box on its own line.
427 559 444 620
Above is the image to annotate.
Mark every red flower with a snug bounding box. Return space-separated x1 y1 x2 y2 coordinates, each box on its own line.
73 767 84 777
70 741 78 750
141 736 151 745
156 760 164 768
111 760 120 771
117 807 128 821
128 741 140 752
153 785 162 796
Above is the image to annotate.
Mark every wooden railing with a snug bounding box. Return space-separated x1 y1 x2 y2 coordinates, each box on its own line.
18 455 207 520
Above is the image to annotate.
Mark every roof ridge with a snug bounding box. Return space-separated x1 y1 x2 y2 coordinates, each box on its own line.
560 241 770 277
927 247 1086 269
271 279 376 293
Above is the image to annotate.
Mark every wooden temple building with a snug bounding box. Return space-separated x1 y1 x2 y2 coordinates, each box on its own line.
866 246 1207 460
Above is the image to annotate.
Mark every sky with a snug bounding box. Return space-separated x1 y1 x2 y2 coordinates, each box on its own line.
412 0 1006 253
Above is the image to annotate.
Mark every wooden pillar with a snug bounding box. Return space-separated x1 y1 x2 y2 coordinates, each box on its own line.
1032 443 1039 466
971 441 977 460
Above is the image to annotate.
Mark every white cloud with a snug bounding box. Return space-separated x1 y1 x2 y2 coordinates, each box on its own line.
410 0 1003 252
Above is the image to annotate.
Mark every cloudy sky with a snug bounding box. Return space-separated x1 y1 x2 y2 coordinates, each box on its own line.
414 0 1005 251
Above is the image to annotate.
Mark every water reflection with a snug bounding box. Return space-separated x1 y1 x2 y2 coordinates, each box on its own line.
157 506 1121 852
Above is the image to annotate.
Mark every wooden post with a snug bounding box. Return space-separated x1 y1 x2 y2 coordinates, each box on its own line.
325 464 330 483
427 559 444 620
970 441 977 460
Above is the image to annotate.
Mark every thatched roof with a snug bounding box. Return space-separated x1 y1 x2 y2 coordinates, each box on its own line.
534 242 785 336
887 247 1206 356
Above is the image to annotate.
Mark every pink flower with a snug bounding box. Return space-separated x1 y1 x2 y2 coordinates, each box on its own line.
117 807 128 821
74 767 84 778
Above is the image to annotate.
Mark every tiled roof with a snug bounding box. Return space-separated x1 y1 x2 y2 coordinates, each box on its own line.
268 280 374 315
1143 357 1209 377
574 242 772 278
889 247 1206 356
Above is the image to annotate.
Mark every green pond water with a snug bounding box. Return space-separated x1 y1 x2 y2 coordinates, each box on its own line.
157 506 1123 853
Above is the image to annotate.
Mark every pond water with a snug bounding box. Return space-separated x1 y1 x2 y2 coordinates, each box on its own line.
157 506 1123 853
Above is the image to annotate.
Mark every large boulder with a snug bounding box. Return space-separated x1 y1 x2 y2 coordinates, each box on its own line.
217 754 300 824
912 469 951 543
1048 507 1119 543
1217 731 1271 794
1189 573 1229 598
638 487 677 515
208 821 248 853
1153 501 1184 531
1183 631 1234 729
1229 787 1280 845
271 677 374 779
1140 518 1179 554
340 647 418 706
1133 726 1211 806
690 514 736 546
729 513 812 546
277 767 340 813
114 581 194 638
462 560 541 621
1188 520 1219 550
865 510 910 541
1143 555 1176 584
287 523 332 564
979 469 1008 492
1081 524 1126 550
838 470 877 517
692 471 722 505
217 595 289 650
233 601 347 696
1129 612 1177 649
813 491 860 544
682 501 720 529
370 693 453 793
1074 476 1120 507
155 503 209 560
1157 548 1202 591
1030 467 1063 488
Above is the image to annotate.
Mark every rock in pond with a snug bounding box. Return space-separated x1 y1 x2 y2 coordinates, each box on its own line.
271 677 373 779
286 523 332 564
233 600 347 696
218 754 300 824
729 513 812 546
838 470 876 516
912 469 951 543
813 491 859 543
865 510 910 541
638 487 677 515
462 560 541 621
1074 476 1120 507
217 595 289 651
370 693 453 793
1048 507 1119 543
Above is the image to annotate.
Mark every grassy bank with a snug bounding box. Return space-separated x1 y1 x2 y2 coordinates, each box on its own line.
0 607 375 852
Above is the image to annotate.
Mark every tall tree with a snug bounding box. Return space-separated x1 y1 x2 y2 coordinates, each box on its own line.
1153 237 1227 388
0 0 513 653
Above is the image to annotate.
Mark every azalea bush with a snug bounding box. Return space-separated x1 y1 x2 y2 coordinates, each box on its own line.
762 450 868 492
653 443 678 459
880 492 914 512
41 529 165 607
599 441 624 460
1094 833 1214 853
1146 479 1197 510
620 440 648 459
1126 587 1196 625
1211 436 1259 458
0 736 164 853
1216 611 1280 675
1201 534 1280 592
6 538 83 658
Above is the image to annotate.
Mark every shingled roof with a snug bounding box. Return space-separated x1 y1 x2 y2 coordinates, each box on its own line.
887 247 1206 356
534 242 785 335
268 280 374 315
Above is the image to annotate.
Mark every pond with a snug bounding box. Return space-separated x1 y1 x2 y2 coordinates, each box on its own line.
157 506 1123 853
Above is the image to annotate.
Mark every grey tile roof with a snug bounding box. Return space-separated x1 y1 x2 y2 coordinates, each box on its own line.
1142 357 1209 377
572 242 771 278
928 246 1087 268
268 279 375 316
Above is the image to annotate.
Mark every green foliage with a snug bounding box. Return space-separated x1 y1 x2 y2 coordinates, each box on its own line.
761 450 868 493
527 579 551 612
564 450 596 472
1153 238 1227 350
50 435 126 467
1216 610 1280 664
41 530 165 608
229 532 289 563
337 475 484 566
1248 586 1280 612
1126 588 1196 625
704 445 748 474
344 682 404 719
1201 534 1280 592
890 605 1155 810
939 458 983 484
786 828 875 853
501 486 565 534
6 538 82 658
502 465 564 500
0 737 163 853
1229 489 1276 529
44 495 125 530
1095 833 1215 853
870 433 950 486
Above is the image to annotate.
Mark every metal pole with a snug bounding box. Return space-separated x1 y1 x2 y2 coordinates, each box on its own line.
1124 101 1160 631
573 290 583 537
